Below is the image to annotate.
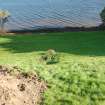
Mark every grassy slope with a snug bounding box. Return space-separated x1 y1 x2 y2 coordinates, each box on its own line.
0 31 105 105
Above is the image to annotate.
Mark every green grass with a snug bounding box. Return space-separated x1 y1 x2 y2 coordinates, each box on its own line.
0 31 105 105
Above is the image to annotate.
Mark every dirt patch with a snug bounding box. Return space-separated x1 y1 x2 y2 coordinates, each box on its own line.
0 65 46 105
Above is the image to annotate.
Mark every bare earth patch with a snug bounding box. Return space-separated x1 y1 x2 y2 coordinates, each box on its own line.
0 66 46 105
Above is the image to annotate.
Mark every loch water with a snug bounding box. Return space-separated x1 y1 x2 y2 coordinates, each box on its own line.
0 0 105 31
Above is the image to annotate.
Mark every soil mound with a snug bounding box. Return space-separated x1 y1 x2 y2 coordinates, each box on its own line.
0 66 46 105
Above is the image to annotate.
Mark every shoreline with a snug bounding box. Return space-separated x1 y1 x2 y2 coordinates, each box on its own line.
4 26 105 34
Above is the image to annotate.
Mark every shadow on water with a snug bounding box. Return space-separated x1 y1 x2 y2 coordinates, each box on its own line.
0 31 105 56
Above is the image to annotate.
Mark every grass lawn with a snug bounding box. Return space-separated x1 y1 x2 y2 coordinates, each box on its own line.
0 31 105 105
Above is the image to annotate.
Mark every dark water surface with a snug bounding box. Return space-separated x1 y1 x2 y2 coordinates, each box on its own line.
0 0 105 31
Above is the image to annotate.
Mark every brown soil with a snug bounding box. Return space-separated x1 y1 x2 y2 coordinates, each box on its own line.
0 65 46 105
0 32 15 36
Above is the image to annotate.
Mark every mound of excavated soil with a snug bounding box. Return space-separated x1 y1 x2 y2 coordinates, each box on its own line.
0 66 46 105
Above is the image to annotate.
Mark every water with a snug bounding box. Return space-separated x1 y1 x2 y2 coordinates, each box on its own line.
0 0 105 31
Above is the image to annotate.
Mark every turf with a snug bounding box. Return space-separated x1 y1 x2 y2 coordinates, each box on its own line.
0 31 105 105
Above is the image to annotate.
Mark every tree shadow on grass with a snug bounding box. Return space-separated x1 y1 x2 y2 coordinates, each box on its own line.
0 31 105 56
